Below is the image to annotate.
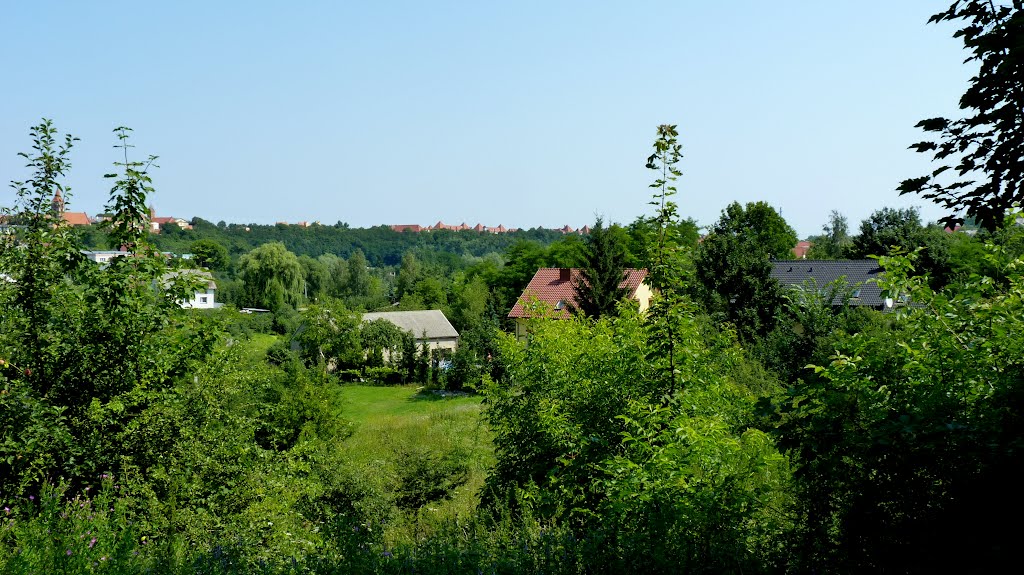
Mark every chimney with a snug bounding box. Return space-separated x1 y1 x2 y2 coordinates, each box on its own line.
559 268 571 282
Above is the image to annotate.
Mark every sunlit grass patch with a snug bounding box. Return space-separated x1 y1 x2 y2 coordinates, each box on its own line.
338 385 493 547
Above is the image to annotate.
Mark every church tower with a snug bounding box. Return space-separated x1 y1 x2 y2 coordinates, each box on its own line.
51 189 65 214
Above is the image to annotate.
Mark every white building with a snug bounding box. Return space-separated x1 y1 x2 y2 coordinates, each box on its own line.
161 270 220 309
82 250 128 265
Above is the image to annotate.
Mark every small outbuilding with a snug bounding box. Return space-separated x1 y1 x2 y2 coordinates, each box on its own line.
361 309 459 351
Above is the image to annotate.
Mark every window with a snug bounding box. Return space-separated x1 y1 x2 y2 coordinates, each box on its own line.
555 300 565 310
199 296 208 304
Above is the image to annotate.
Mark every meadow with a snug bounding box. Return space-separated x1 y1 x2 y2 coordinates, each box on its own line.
334 384 493 547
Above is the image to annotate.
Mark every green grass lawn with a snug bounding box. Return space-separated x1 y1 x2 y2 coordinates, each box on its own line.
338 384 494 545
341 384 483 423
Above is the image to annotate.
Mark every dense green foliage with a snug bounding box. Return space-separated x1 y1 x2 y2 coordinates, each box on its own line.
0 122 216 500
82 216 571 269
238 241 305 311
484 309 792 573
694 201 796 339
4 10 1024 566
773 243 1024 573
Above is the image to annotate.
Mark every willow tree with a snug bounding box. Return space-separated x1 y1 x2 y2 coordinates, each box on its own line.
238 241 304 311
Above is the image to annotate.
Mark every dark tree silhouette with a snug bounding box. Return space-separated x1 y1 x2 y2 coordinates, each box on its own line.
571 218 631 319
899 1 1024 231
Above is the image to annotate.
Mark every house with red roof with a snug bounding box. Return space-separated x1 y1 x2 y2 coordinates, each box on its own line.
148 206 192 233
507 267 652 340
792 240 813 259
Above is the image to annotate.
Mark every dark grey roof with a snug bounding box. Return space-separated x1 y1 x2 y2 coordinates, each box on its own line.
771 260 886 307
362 310 459 340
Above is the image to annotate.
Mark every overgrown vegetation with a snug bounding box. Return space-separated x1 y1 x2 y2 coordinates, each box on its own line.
2 4 1024 572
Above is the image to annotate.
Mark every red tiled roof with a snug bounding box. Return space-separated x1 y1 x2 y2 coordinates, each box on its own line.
61 211 91 226
391 224 423 232
508 267 648 319
792 240 812 259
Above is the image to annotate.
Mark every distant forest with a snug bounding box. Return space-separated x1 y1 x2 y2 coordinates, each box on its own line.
78 218 572 266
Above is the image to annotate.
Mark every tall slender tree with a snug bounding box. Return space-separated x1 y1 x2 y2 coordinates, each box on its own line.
807 210 851 259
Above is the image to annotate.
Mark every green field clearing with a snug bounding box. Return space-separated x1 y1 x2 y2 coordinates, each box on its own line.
338 384 494 545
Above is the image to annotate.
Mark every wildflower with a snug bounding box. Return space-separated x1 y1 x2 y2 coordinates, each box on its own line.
3 507 9 514
88 537 97 548
381 551 393 558
28 496 34 501
66 549 72 556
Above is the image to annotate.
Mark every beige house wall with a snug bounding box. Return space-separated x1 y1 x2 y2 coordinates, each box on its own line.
427 337 459 351
634 282 654 313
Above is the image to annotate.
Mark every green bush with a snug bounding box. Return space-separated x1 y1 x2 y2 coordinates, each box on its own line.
264 340 294 366
362 367 402 385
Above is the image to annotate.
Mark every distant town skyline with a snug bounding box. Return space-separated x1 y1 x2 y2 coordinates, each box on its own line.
3 1 973 238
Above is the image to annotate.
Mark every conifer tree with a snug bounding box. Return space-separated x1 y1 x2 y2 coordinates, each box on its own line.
570 217 630 319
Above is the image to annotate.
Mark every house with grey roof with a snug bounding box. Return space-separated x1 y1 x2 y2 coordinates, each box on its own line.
771 259 894 310
362 309 459 351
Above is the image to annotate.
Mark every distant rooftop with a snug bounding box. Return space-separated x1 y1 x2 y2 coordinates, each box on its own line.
771 259 886 307
389 221 592 234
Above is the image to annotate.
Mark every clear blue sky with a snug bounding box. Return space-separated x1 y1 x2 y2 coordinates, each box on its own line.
2 1 972 238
